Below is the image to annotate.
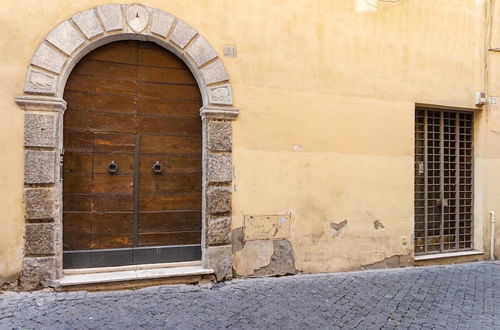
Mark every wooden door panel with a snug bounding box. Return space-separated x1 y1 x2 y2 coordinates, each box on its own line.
139 211 201 233
93 133 136 154
139 174 201 194
140 135 201 154
71 59 137 80
138 66 197 85
93 174 134 194
92 213 133 235
92 195 134 212
137 116 201 136
64 194 92 211
63 152 93 174
139 155 201 174
137 98 201 117
65 91 137 114
63 40 202 264
139 194 201 211
93 154 135 175
138 232 201 247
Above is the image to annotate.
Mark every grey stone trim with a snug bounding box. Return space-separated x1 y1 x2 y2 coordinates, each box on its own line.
23 113 58 147
201 60 229 85
206 217 231 246
24 223 55 256
15 95 67 112
204 245 232 281
207 154 232 183
24 150 56 184
201 106 239 121
170 20 197 49
31 43 67 74
46 20 86 56
207 187 231 214
20 257 56 290
17 4 239 289
187 36 217 66
24 188 56 220
207 121 232 151
150 9 174 37
72 9 104 39
96 4 124 32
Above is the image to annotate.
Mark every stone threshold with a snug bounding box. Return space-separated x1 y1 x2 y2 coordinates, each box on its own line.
414 250 483 261
58 262 214 287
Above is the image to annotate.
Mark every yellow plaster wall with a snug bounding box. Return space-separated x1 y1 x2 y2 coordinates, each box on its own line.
0 0 497 282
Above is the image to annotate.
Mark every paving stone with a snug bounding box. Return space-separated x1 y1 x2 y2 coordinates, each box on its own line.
0 262 498 329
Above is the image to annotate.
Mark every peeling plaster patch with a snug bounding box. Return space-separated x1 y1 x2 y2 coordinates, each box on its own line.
232 227 245 253
361 255 402 270
253 240 297 277
232 240 274 277
373 220 385 229
329 220 348 238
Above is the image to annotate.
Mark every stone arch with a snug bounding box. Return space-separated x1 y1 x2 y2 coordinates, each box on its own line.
15 3 237 290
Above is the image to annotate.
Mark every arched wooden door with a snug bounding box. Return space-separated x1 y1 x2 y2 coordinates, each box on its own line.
62 41 202 269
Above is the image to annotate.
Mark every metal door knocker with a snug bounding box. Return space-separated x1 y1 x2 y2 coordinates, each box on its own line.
152 161 163 174
107 160 118 174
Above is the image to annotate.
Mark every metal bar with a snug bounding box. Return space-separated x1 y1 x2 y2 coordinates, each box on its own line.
469 112 475 250
455 112 460 251
132 135 140 247
440 111 445 253
424 110 428 254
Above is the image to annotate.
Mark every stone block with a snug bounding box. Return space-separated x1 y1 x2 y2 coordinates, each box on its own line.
96 4 123 32
24 67 58 95
24 188 55 220
150 9 175 37
207 187 231 214
24 223 55 256
31 43 66 74
25 150 56 184
24 113 58 147
207 121 232 151
46 20 86 55
170 20 197 48
187 36 217 66
20 257 55 290
207 154 232 183
204 245 232 281
208 84 232 105
206 217 231 246
72 9 103 39
201 60 228 85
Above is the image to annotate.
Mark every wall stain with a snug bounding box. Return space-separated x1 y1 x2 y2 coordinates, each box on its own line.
232 227 245 253
329 220 348 238
253 239 297 276
373 220 385 230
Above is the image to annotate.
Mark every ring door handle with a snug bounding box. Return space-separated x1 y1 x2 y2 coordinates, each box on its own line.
107 160 118 174
152 161 163 174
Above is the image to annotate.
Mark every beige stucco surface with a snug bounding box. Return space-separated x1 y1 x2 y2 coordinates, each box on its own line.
1 0 499 284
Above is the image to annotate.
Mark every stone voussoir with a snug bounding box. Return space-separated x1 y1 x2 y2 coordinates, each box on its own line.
72 9 104 39
187 35 217 67
201 60 228 85
170 20 197 49
150 9 175 37
24 150 56 184
208 84 233 105
31 43 67 74
46 20 86 56
96 4 124 32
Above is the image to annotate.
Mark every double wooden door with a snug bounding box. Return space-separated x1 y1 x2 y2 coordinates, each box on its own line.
62 41 202 268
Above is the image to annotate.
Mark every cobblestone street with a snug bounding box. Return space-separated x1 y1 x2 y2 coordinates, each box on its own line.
0 262 498 329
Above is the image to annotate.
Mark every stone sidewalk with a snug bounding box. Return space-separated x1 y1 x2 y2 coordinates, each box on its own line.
0 261 498 329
